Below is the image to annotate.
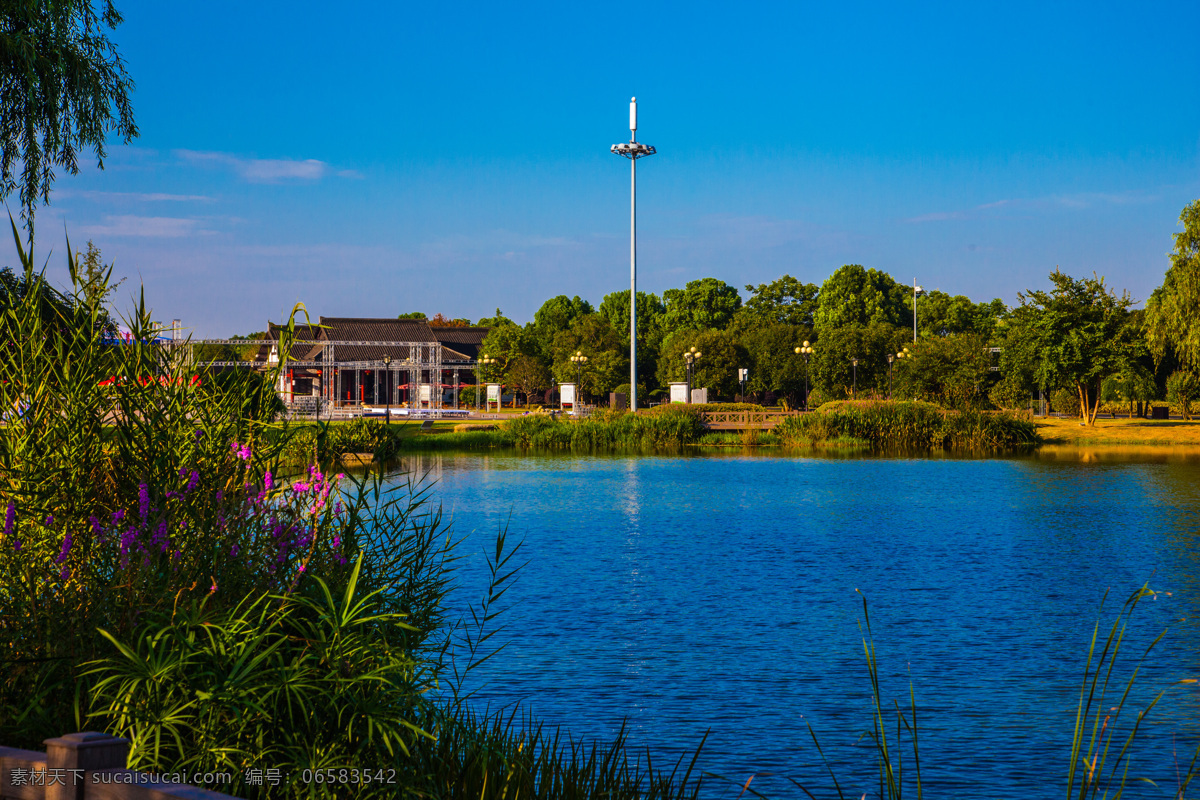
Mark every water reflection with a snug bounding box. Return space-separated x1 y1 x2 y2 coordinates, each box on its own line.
380 450 1200 798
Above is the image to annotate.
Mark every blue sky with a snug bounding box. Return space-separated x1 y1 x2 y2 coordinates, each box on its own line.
6 0 1200 337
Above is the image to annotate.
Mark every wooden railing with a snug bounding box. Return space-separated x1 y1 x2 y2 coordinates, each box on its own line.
697 410 799 430
1 733 240 800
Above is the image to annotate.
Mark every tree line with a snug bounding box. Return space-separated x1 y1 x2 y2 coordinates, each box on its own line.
427 200 1200 427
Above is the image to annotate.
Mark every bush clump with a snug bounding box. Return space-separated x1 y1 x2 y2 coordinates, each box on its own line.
504 406 705 450
776 399 1039 450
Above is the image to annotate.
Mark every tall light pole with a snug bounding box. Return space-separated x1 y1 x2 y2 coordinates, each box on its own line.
851 357 859 398
912 278 925 342
611 97 656 413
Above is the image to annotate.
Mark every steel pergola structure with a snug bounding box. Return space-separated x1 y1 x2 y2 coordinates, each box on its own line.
180 338 475 416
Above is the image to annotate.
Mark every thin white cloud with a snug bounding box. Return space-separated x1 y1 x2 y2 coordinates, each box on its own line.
905 190 1158 223
60 189 212 203
174 149 358 184
79 215 210 238
905 210 968 223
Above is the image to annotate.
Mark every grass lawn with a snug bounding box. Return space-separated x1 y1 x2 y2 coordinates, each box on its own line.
1035 415 1200 445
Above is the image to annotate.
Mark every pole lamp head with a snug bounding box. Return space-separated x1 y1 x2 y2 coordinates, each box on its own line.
852 358 859 367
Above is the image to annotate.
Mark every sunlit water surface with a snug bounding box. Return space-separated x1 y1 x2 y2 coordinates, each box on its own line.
383 448 1200 799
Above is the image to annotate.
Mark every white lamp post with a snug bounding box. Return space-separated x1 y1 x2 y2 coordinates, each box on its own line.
912 278 925 342
611 97 656 413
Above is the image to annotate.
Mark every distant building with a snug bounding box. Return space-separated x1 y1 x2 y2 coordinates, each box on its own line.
255 317 489 409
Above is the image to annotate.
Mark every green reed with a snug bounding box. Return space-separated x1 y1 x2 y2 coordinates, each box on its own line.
795 584 1198 800
776 399 1039 451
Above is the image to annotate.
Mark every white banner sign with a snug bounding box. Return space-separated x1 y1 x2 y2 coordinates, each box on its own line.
560 383 575 406
669 383 689 404
419 384 432 402
487 384 501 403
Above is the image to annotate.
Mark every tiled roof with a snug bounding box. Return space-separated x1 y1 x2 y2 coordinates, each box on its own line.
431 326 489 361
256 318 490 365
317 317 438 361
254 323 325 363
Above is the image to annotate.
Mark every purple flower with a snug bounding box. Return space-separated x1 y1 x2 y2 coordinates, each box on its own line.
44 515 54 527
4 502 14 539
138 484 149 522
55 531 73 564
264 471 273 492
230 544 239 557
186 470 199 493
59 567 69 581
178 466 188 479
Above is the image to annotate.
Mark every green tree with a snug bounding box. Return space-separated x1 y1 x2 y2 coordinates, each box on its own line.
1166 371 1200 420
478 322 528 383
507 354 550 406
1 1 138 227
810 324 907 400
917 291 1006 339
549 314 625 398
814 265 909 331
892 333 996 409
737 275 819 329
1103 363 1157 418
534 295 593 335
661 278 742 335
1016 270 1136 426
738 323 810 402
657 328 747 401
531 295 593 359
396 311 427 320
476 308 515 328
1145 200 1200 372
75 240 124 308
597 289 666 388
995 313 1040 405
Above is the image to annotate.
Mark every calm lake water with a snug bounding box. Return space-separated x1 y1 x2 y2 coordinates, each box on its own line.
385 448 1200 799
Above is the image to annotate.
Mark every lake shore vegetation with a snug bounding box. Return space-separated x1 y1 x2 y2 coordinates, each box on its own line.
0 229 712 799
